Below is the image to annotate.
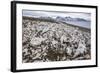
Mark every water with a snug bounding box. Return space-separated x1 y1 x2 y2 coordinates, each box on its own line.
65 20 91 29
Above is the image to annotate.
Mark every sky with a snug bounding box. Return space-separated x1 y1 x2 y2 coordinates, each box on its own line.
22 10 91 21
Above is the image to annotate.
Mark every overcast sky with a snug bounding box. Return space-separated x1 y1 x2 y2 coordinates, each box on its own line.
23 10 91 21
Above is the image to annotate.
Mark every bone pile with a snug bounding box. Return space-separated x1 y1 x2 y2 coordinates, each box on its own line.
22 18 91 63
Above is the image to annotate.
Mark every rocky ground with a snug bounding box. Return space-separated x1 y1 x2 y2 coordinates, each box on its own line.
22 16 91 63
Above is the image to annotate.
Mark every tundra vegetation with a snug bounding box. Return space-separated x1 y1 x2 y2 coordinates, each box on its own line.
22 16 91 63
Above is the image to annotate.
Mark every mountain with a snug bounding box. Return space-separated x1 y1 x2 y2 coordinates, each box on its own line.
56 16 66 22
65 16 73 21
23 15 90 29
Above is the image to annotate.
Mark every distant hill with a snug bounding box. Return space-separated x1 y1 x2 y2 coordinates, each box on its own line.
23 16 90 29
23 16 90 32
